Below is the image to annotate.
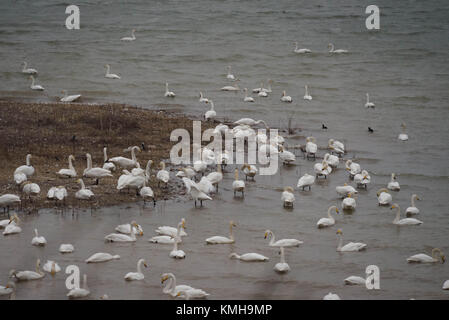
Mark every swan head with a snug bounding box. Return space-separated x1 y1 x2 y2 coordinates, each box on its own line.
161 273 171 283
142 260 148 268
377 188 389 196
264 229 272 239
230 220 236 227
390 204 398 210
181 218 186 229
9 269 17 278
284 186 294 193
336 229 342 235
5 282 15 290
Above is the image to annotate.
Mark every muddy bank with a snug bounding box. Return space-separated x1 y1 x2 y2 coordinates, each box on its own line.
0 100 214 211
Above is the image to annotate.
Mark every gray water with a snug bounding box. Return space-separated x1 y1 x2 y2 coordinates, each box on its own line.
1 0 449 299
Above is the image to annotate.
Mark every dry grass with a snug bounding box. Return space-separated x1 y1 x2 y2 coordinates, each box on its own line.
0 100 213 211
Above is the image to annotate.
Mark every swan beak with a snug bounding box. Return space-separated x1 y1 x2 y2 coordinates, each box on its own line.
176 292 182 297
140 231 144 236
336 208 340 214
161 275 168 283
442 256 446 263
390 205 396 210
336 229 342 235
5 284 10 289
144 263 148 268
264 232 268 239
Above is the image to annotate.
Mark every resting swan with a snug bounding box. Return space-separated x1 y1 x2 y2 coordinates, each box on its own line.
206 221 236 244
280 90 292 102
3 214 22 235
281 187 295 208
169 236 186 259
377 188 392 206
182 177 212 207
229 252 269 262
15 154 34 177
232 169 245 197
67 274 90 299
391 204 423 226
60 90 81 102
264 229 302 247
342 193 356 210
43 260 61 275
31 228 47 246
10 259 45 281
387 173 400 191
85 252 120 263
297 173 315 191
75 179 94 200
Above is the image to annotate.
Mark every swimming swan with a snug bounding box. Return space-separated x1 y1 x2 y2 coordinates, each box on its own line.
405 194 420 216
317 206 339 228
391 204 423 226
29 75 44 90
85 252 120 263
120 29 136 41
60 90 81 102
104 64 121 79
336 229 367 252
206 221 236 244
407 248 445 263
274 246 290 273
229 252 269 262
294 42 311 54
328 43 348 53
124 259 148 281
264 229 302 247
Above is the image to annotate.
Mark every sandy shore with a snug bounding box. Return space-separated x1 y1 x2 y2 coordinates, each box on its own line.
0 99 214 211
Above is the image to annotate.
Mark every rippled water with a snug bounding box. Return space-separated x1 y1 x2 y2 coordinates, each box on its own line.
1 0 449 299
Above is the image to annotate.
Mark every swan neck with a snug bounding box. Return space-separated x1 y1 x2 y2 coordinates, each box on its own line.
337 234 343 250
80 179 86 189
394 206 401 223
137 260 144 273
280 247 286 263
103 148 107 162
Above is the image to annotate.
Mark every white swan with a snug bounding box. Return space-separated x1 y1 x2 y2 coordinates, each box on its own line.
407 248 445 263
165 82 176 97
264 229 302 247
241 164 257 181
85 252 120 263
345 160 361 178
344 276 366 285
105 221 139 242
102 147 116 172
199 92 209 103
43 260 61 275
29 75 44 90
323 292 341 300
182 177 212 207
140 179 155 205
169 236 186 259
243 88 255 102
324 153 339 168
115 221 143 235
47 186 68 203
59 243 74 253
109 146 140 169
156 161 170 185
31 228 47 246
206 163 223 191
206 221 236 244
342 193 356 210
354 170 370 189
234 118 268 127
232 168 245 197
0 216 12 229
387 173 400 191
279 146 295 165
336 229 367 252
15 154 35 177
120 29 136 41
305 137 318 159
398 123 408 141
377 188 392 206
294 42 311 54
444 280 449 290
83 153 112 184
22 182 40 200
105 64 120 79
56 155 77 178
328 43 348 53
365 93 375 108
67 274 90 299
3 214 22 235
155 218 188 237
405 194 420 216
274 246 290 273
226 65 235 80
317 206 340 228
297 173 315 191
176 167 196 179
304 85 312 100
125 259 148 281
21 61 37 74
176 289 210 300
10 259 45 281
204 100 217 120
161 273 195 297
150 220 185 244
391 204 423 225
258 88 268 97
60 90 81 102
280 90 292 102
14 172 27 185
0 282 15 297
281 187 295 208
221 81 240 91
328 139 345 156
261 79 273 93
229 252 269 262
252 82 264 93
75 179 94 200
314 160 331 178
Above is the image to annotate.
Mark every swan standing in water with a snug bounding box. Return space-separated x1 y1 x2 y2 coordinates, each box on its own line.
293 42 311 53
22 182 40 201
169 236 186 259
83 153 112 185
67 274 90 299
206 163 223 191
120 29 136 41
342 193 356 210
328 43 348 53
407 248 445 263
226 65 235 80
377 188 392 206
232 169 245 197
328 139 345 156
15 154 34 178
241 164 257 181
104 64 121 79
280 90 292 102
109 145 140 169
281 187 295 208
21 61 37 74
391 204 423 226
14 171 27 186
10 259 45 281
156 161 170 187
59 244 74 253
354 170 370 189
105 221 139 242
3 214 22 235
274 246 290 273
297 173 315 191
204 100 217 120
199 92 209 103
243 88 255 102
165 82 176 97
387 173 400 191
140 179 155 205
85 252 120 263
60 90 81 102
43 260 61 275
206 221 236 244
31 228 47 246
125 259 148 281
75 179 95 200
229 252 269 262
161 273 195 297
405 194 421 216
304 85 312 100
264 230 302 247
29 75 44 90
47 186 68 205
345 160 361 178
324 153 339 168
100 147 116 172
279 146 296 165
182 177 212 207
305 137 318 159
336 229 367 252
398 123 408 141
317 206 340 228
56 155 77 178
365 93 375 108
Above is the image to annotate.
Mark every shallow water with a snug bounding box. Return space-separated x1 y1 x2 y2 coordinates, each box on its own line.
1 0 449 299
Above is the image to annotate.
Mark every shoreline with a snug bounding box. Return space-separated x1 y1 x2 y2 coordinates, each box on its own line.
0 99 215 212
